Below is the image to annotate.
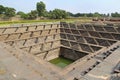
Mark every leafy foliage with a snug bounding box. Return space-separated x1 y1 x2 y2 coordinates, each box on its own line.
0 5 5 14
69 12 108 17
17 11 28 19
28 10 38 19
49 9 68 19
1 2 120 20
111 12 120 17
4 7 16 17
0 5 16 17
36 1 46 17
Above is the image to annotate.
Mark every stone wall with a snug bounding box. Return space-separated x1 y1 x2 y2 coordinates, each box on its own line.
0 23 61 60
36 48 60 61
60 47 88 61
0 22 120 61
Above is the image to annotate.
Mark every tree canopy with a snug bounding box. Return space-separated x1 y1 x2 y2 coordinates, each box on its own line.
0 5 16 17
0 5 5 14
17 11 28 19
49 9 68 19
4 7 16 17
1 2 120 20
111 12 120 17
36 1 46 17
28 10 38 19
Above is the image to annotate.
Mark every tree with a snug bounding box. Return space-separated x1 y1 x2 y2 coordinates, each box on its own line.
43 10 50 17
28 10 38 19
0 5 5 14
36 1 46 17
17 11 28 19
86 13 93 17
107 13 110 17
93 12 101 17
21 14 29 19
111 12 120 17
67 12 74 17
17 11 25 15
4 7 16 17
49 9 68 19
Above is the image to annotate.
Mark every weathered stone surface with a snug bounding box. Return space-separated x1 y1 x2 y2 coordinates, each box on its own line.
0 22 119 80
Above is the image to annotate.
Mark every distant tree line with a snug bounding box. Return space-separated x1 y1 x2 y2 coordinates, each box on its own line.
0 1 120 20
111 12 120 17
68 12 110 17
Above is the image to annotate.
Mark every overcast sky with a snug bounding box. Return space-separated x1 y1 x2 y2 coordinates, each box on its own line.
0 0 120 14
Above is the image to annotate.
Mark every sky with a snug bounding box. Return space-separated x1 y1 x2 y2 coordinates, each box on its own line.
0 0 120 14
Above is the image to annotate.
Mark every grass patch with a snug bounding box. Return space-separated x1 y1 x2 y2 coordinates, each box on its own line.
0 18 92 27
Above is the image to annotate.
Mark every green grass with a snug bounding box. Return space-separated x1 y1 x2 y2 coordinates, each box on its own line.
49 57 74 68
0 18 92 27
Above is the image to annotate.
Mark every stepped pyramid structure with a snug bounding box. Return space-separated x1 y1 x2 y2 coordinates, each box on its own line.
0 22 120 80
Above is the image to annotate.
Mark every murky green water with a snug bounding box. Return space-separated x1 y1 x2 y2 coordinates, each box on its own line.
49 57 74 68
